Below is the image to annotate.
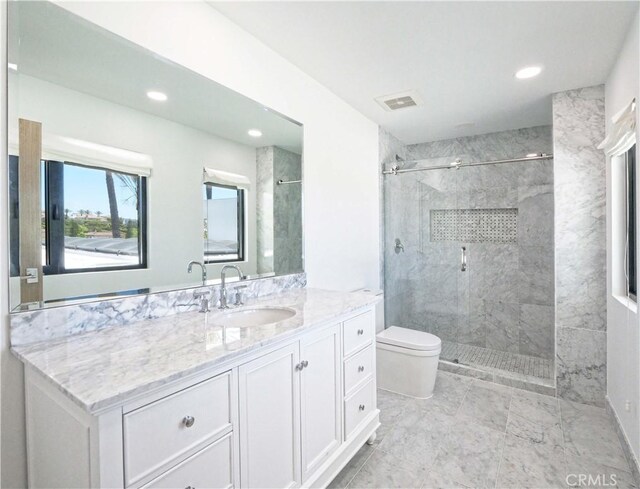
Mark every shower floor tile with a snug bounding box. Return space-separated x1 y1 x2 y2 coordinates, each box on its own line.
441 341 553 380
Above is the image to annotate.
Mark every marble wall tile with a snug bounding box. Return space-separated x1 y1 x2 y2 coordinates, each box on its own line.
273 147 303 275
518 246 554 305
552 85 606 406
519 304 554 359
11 272 307 346
471 299 520 353
469 244 519 304
256 146 275 274
556 327 606 407
517 184 554 247
556 245 607 331
384 125 554 359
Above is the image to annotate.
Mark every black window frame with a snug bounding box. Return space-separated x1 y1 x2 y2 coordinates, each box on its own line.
626 144 637 300
10 157 148 276
203 182 245 264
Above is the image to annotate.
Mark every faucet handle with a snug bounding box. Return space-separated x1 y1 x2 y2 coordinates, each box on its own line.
193 288 210 298
234 286 247 306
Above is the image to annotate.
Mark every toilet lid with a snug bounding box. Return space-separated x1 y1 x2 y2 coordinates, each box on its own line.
377 326 442 351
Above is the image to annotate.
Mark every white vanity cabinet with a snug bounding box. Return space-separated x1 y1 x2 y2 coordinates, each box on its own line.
239 342 301 488
23 306 379 489
238 323 342 488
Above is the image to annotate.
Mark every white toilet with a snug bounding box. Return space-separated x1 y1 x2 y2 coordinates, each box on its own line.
376 326 442 399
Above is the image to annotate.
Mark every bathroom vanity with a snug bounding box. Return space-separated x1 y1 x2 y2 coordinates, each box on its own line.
13 289 380 488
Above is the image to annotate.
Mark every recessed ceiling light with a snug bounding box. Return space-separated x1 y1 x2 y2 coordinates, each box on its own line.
146 91 167 102
515 66 542 79
248 129 262 138
8 63 17 71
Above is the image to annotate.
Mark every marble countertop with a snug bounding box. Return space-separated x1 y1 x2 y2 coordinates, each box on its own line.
12 288 380 414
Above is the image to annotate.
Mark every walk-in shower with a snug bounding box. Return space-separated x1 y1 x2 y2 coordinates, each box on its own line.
383 127 555 391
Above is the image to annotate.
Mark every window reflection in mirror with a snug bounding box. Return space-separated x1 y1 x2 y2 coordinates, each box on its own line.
204 183 245 263
7 1 303 311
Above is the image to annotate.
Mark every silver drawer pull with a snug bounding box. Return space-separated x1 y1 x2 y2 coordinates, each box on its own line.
185 486 195 489
357 329 364 335
358 365 365 372
359 404 365 411
183 415 195 428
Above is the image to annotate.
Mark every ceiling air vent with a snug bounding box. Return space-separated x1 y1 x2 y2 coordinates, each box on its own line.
375 90 422 112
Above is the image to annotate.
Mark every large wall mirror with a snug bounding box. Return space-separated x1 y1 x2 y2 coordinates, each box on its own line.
7 1 304 311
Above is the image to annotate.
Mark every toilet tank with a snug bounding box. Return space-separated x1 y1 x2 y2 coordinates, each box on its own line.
353 288 384 333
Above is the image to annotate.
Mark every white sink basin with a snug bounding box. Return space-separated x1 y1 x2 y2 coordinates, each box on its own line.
219 307 296 328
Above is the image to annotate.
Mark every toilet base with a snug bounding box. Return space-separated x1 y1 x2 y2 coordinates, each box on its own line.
376 343 441 399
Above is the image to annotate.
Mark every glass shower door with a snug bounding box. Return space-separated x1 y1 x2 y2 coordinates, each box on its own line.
383 159 461 362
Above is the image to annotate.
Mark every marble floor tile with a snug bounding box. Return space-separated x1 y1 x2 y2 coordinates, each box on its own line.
347 448 426 489
560 400 630 472
496 432 566 489
422 469 471 489
411 371 472 416
328 443 375 489
456 379 513 432
376 389 408 444
430 421 505 489
507 389 563 448
377 402 454 470
565 454 638 489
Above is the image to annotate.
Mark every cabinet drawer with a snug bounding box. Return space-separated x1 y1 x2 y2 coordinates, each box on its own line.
343 311 374 357
344 379 375 440
344 344 374 396
124 372 232 487
142 433 233 489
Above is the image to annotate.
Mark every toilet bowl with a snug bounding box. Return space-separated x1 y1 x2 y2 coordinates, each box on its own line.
376 326 442 399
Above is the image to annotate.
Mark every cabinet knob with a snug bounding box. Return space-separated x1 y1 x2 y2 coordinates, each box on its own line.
185 486 195 489
302 360 309 368
359 404 365 411
183 415 195 428
358 365 365 372
357 329 364 335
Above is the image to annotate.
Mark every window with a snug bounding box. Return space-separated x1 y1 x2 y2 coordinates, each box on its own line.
10 158 147 275
203 183 245 263
626 144 637 299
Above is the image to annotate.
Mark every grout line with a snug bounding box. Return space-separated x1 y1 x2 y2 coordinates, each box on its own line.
493 392 514 489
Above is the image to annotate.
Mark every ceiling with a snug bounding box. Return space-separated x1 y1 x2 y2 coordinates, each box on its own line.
9 1 303 154
211 1 638 144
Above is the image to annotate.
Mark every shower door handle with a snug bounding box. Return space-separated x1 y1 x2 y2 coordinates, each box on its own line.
461 246 467 272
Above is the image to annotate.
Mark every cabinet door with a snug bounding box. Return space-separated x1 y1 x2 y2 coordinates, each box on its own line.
300 324 341 481
239 344 301 489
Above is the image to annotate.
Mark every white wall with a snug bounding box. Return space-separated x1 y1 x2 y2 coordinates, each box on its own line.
605 8 640 466
0 2 380 486
9 73 259 306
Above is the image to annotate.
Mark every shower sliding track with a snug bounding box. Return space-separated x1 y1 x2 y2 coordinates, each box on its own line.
382 153 553 175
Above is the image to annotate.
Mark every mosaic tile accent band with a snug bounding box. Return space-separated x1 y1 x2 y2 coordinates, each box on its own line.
441 341 553 380
430 208 518 243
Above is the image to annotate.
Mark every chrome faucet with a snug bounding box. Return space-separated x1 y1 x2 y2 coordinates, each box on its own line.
219 265 245 309
192 288 211 313
187 260 207 286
